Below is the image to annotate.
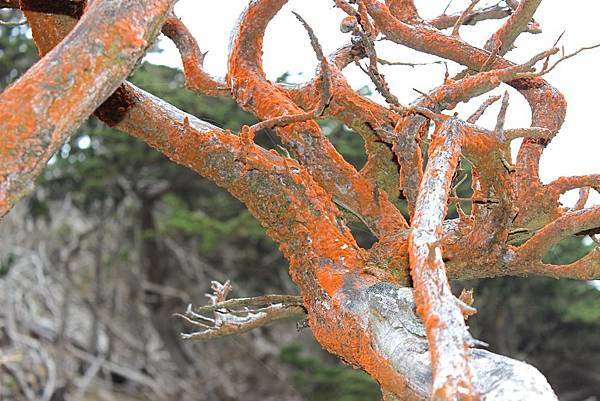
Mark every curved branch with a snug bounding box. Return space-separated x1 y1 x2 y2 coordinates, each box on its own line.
485 0 542 54
0 0 175 217
513 206 600 264
546 174 600 197
161 15 230 97
527 249 600 280
227 0 408 236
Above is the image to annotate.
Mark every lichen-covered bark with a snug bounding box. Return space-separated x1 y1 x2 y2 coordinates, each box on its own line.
3 1 599 400
92 83 559 400
0 0 176 217
227 0 408 237
408 117 474 400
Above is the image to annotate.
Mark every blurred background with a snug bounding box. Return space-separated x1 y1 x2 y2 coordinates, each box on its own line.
1 4 599 401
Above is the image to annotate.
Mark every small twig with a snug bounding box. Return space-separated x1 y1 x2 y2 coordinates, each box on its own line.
452 0 481 37
574 187 590 211
448 196 499 205
539 43 600 75
468 95 501 123
0 18 27 26
193 294 303 314
412 87 438 106
442 0 454 15
352 24 403 108
378 58 443 68
451 173 468 199
494 91 510 134
515 43 600 79
176 281 306 340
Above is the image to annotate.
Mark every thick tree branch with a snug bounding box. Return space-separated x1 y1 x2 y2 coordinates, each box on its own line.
0 0 176 218
408 116 475 400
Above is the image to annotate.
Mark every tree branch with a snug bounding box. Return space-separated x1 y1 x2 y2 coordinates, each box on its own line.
0 0 176 218
429 4 514 30
227 0 408 237
161 15 230 97
409 117 475 400
485 0 543 55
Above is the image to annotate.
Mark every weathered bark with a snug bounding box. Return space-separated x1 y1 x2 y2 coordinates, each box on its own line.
2 1 598 400
409 117 473 400
0 0 176 217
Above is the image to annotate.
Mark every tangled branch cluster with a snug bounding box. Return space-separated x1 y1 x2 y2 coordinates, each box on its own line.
1 0 598 400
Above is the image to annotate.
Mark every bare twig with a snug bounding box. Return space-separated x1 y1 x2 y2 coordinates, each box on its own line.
574 187 591 211
0 18 26 26
468 95 501 123
494 91 510 133
377 58 443 68
176 281 306 340
452 0 481 37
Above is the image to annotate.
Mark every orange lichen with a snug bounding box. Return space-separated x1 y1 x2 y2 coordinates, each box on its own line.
4 1 598 399
1 0 175 217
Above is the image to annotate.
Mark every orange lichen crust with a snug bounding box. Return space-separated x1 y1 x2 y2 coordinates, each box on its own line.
0 0 176 217
5 1 600 399
227 0 407 237
408 117 475 400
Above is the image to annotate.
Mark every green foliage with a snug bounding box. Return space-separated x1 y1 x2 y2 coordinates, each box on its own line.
159 193 265 253
280 343 380 401
0 10 37 91
542 235 593 264
0 253 17 277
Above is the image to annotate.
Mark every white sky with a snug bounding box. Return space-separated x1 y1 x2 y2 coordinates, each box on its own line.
145 0 600 207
